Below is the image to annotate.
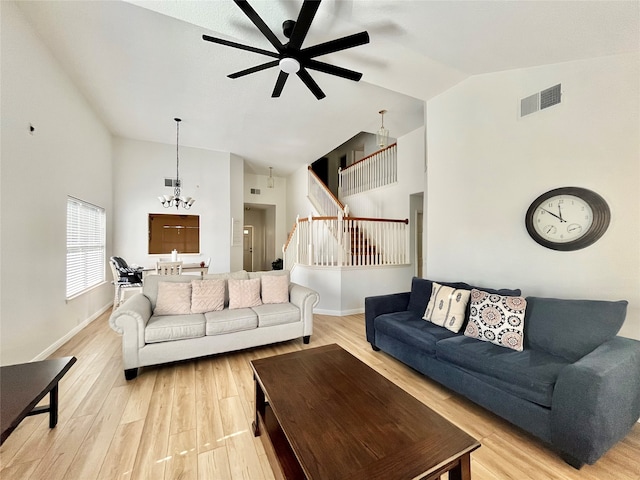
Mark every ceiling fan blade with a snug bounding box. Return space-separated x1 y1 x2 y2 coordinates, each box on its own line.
202 34 279 58
297 68 326 100
233 0 284 52
303 59 363 81
301 31 370 59
228 60 279 79
272 71 289 97
288 0 321 50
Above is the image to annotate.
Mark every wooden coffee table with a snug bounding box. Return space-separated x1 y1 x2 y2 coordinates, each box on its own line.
250 344 480 480
1 356 77 445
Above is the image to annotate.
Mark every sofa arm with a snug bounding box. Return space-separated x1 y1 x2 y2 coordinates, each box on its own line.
551 336 640 465
109 293 153 369
364 292 410 345
289 283 320 337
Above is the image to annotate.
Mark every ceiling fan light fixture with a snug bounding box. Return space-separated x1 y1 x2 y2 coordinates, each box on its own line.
279 57 300 74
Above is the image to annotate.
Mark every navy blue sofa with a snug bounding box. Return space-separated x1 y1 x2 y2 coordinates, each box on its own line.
365 277 640 467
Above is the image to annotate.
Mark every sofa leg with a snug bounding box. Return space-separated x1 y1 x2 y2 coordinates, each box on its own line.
124 368 138 380
303 335 310 344
560 453 584 470
371 343 380 351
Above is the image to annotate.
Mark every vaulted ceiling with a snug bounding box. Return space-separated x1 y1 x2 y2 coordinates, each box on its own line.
16 1 639 176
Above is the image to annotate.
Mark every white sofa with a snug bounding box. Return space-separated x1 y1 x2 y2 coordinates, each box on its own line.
109 270 319 379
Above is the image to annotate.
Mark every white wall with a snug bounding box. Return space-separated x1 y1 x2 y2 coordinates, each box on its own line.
286 164 318 235
1 1 113 365
112 137 240 274
426 54 640 341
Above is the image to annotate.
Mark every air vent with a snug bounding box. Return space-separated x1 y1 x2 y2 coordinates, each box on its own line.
164 178 181 187
540 84 561 110
520 83 561 117
250 188 261 195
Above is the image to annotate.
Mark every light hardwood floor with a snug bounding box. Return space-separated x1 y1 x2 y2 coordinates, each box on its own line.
1 311 638 480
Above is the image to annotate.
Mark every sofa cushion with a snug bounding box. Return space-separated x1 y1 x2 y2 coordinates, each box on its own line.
204 308 258 335
191 279 225 313
423 283 471 333
261 274 290 304
228 278 262 309
375 311 458 355
145 313 206 343
436 335 570 407
464 289 527 351
154 281 192 315
524 297 628 362
252 303 300 327
407 277 521 318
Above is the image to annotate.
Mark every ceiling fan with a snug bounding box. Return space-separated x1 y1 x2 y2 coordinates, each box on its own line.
202 0 370 100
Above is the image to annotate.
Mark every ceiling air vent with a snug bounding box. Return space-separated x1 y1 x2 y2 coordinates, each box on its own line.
520 83 561 117
164 178 180 187
250 188 261 195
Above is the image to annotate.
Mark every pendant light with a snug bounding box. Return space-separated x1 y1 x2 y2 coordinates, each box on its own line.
158 118 195 210
267 167 275 188
376 109 389 148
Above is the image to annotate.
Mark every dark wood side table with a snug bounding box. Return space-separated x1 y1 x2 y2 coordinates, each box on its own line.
1 356 77 445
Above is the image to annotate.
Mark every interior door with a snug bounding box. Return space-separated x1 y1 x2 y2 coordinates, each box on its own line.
243 226 254 271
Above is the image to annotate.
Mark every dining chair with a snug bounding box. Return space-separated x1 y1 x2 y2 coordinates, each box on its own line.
109 258 143 308
156 261 183 275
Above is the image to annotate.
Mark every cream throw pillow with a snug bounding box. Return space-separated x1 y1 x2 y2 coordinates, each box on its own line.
154 281 192 315
423 282 471 333
464 289 527 351
191 279 225 313
228 278 262 309
261 274 289 304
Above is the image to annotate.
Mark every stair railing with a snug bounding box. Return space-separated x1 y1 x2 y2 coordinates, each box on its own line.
307 166 347 217
339 143 397 197
283 215 408 268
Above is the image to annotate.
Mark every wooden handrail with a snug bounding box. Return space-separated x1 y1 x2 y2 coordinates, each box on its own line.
298 216 408 224
340 143 397 172
307 166 345 210
284 222 298 251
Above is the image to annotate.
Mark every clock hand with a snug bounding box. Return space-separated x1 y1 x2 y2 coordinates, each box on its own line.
558 204 564 222
540 208 567 222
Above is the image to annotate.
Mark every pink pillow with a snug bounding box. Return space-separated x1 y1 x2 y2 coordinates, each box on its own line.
228 278 262 309
154 282 192 315
261 274 289 304
191 279 225 313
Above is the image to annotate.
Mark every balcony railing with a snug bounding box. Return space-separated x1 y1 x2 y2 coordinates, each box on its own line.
339 143 397 197
283 215 408 269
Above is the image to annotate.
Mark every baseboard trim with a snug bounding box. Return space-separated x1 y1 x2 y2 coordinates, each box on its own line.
32 302 113 361
314 307 364 316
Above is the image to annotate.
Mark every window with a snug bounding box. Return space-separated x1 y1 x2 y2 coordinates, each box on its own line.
66 196 106 299
148 213 200 254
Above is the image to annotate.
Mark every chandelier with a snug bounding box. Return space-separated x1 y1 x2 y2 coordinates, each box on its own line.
158 118 195 210
376 109 389 148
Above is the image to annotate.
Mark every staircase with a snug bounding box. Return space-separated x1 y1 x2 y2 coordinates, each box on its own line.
284 145 407 270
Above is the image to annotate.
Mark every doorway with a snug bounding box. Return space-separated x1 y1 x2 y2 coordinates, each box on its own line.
410 192 424 278
243 226 254 271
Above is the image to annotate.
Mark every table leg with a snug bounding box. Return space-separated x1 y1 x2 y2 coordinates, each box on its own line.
448 454 471 480
253 376 265 437
49 384 59 428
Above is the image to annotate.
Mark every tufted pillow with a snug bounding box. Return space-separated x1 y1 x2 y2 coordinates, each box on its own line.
154 281 192 315
228 278 262 309
423 282 471 333
191 279 225 313
464 289 527 351
261 274 289 304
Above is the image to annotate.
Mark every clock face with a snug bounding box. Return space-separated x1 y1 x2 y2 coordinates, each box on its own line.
532 194 593 243
525 187 610 251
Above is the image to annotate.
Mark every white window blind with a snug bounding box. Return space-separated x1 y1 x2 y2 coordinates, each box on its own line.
66 196 106 299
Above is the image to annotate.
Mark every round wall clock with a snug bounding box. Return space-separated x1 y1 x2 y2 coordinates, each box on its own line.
525 187 610 251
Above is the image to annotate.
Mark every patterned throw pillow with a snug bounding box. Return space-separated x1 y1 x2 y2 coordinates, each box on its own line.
154 281 192 315
464 288 527 351
261 274 289 304
423 282 471 333
228 278 262 309
191 279 225 313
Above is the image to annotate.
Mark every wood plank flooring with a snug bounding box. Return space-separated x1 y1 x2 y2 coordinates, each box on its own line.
1 311 638 479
